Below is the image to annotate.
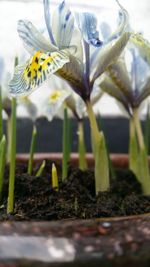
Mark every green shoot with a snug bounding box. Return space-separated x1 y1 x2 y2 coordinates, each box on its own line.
129 116 139 178
97 113 116 180
62 106 69 180
0 135 6 201
6 117 11 162
144 103 150 154
52 163 59 191
7 56 19 163
27 125 37 175
7 97 17 214
35 160 46 177
85 101 109 194
66 116 72 162
133 108 150 195
78 121 87 170
0 86 3 141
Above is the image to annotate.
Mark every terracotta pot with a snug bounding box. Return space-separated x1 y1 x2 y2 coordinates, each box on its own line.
0 153 150 267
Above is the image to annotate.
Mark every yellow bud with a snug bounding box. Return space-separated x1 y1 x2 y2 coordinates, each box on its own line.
52 163 59 191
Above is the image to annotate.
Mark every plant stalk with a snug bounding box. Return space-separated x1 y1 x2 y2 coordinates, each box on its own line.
62 106 69 180
129 116 139 178
0 135 6 201
78 120 87 170
7 97 17 213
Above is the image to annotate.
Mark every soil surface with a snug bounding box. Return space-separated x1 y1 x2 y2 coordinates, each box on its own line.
1 161 150 221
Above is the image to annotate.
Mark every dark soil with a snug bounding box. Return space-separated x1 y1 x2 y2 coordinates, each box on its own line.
1 161 150 221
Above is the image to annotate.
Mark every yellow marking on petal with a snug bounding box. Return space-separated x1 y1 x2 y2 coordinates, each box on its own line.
9 50 69 96
48 91 64 103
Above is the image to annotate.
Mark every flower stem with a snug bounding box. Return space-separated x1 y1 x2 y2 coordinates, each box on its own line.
85 100 109 194
7 97 17 214
62 106 69 180
129 116 139 178
6 116 11 162
78 120 87 170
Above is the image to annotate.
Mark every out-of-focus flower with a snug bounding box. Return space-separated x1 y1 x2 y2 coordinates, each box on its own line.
40 76 103 121
99 33 150 116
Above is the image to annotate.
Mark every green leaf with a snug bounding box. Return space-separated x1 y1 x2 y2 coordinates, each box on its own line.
94 132 110 194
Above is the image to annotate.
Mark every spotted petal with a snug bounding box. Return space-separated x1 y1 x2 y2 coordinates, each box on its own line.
91 32 130 83
9 50 70 96
75 12 102 47
52 1 74 48
17 20 57 55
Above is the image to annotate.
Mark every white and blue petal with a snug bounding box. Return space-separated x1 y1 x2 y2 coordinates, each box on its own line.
52 1 74 48
100 22 112 42
17 20 57 55
130 33 150 64
90 32 130 83
43 0 56 45
75 12 102 47
137 76 150 106
107 1 129 43
9 50 70 96
130 47 150 96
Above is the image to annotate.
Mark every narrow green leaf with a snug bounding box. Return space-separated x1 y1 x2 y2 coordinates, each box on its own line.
94 132 110 194
27 125 37 175
66 115 72 162
97 113 116 180
0 135 6 201
78 121 87 170
144 103 150 154
35 160 46 177
62 107 68 180
133 108 150 195
0 86 3 141
7 97 17 214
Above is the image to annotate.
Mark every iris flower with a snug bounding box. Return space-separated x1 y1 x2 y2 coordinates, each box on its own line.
99 33 150 195
9 0 130 194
